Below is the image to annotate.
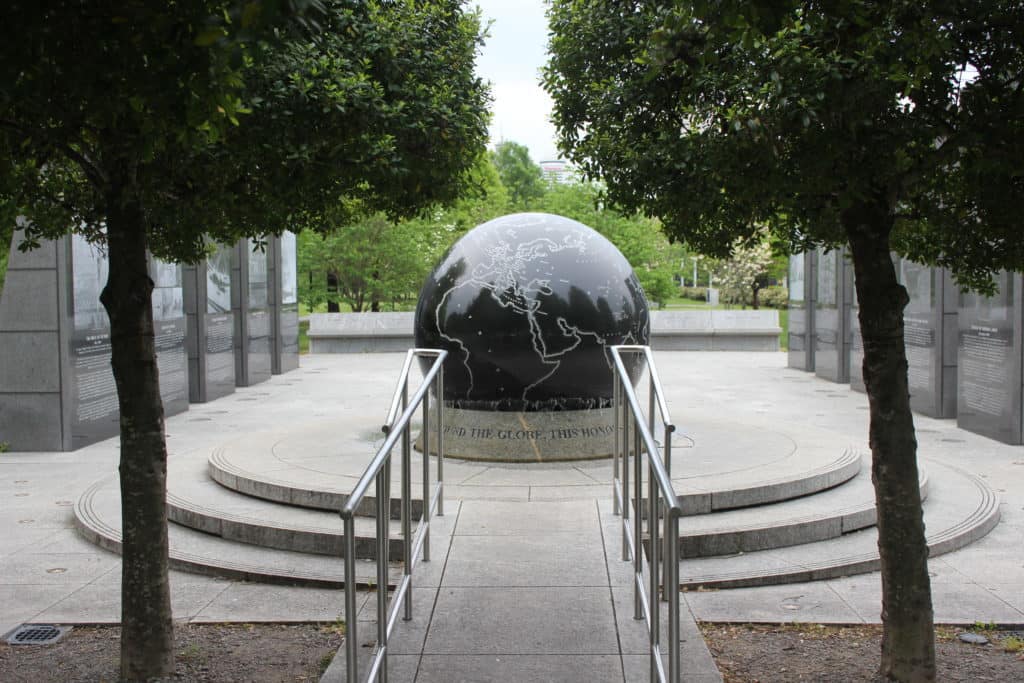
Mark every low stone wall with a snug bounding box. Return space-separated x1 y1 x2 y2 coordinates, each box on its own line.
307 312 414 353
649 310 781 351
308 309 781 353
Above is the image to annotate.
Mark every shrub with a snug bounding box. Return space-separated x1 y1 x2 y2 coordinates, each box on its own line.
680 286 707 301
758 285 789 309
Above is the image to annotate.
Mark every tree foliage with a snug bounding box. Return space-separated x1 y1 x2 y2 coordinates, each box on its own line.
545 2 1023 681
714 231 774 308
0 1 489 679
298 213 431 312
0 216 11 296
297 153 509 312
296 149 684 310
491 140 546 209
534 181 681 306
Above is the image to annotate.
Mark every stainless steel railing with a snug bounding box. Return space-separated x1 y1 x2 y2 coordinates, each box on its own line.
611 345 682 683
340 348 446 683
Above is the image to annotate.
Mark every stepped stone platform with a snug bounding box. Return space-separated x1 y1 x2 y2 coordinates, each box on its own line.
74 365 999 588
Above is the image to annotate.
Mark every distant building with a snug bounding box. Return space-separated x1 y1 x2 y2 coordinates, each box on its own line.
539 159 574 184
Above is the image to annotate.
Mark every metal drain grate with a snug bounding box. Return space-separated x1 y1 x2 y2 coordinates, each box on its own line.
5 624 72 646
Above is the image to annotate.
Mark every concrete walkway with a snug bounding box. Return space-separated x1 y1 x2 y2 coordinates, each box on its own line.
2 352 1022 683
321 498 720 682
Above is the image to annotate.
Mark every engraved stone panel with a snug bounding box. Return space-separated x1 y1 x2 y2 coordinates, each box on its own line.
150 257 188 418
206 245 237 398
67 239 189 448
814 248 852 383
957 272 1022 444
1 231 188 450
273 231 299 374
787 252 815 371
233 239 273 387
849 260 957 418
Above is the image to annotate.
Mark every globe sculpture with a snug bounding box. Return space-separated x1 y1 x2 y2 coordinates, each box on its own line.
414 212 650 461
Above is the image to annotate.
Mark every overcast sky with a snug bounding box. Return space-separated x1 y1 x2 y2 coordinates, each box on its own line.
473 0 560 163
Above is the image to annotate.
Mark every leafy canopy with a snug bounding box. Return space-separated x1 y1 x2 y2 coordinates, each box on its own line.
297 152 508 312
543 1 1024 289
0 0 491 261
534 181 682 306
491 141 547 209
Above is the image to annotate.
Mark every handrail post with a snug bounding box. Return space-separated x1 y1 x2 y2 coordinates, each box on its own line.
613 375 621 516
437 373 445 516
609 345 682 683
648 366 656 443
633 412 643 622
621 384 631 562
402 385 413 622
662 428 672 603
340 349 448 683
663 428 671 602
376 465 390 683
649 462 660 683
421 380 431 564
343 514 358 682
667 512 680 683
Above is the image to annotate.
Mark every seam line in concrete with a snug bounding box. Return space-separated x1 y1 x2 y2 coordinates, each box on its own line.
596 498 629 683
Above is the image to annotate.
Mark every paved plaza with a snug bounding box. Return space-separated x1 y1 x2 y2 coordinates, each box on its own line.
2 351 1022 682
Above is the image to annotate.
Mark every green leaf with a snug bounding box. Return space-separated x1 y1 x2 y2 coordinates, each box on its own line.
194 27 225 47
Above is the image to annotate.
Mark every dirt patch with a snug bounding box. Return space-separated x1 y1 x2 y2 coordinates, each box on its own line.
701 623 1024 682
3 621 1021 681
0 623 342 682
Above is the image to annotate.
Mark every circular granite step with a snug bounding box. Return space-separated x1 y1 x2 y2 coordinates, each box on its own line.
671 460 999 589
172 453 922 559
74 460 995 589
206 418 862 513
73 476 399 589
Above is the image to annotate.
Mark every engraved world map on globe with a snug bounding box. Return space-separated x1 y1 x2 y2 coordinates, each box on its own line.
414 213 650 412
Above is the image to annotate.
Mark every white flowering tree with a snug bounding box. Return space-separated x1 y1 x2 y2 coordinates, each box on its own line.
714 234 774 308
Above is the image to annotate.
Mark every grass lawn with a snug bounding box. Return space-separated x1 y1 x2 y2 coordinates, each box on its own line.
778 308 788 351
299 319 310 354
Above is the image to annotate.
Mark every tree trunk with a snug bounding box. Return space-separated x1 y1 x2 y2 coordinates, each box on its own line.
100 182 174 681
371 269 381 312
326 271 340 312
844 203 935 683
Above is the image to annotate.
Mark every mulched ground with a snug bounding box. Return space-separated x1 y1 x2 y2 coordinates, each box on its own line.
2 621 1021 681
0 623 342 682
700 623 1024 683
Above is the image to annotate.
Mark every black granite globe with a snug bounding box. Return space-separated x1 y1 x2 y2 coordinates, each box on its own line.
414 212 650 411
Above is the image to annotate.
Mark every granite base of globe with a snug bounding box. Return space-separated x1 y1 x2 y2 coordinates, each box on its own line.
415 406 617 462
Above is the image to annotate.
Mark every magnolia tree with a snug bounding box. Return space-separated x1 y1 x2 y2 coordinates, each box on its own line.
545 2 1024 680
714 233 774 308
0 1 489 679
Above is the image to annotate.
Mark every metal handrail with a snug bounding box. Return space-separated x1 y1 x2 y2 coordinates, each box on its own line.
610 345 682 683
340 348 446 683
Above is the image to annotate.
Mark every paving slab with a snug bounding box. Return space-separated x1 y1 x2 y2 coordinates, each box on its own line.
622 656 723 683
416 654 626 682
442 533 608 588
0 584 83 637
683 582 864 624
349 585 436 657
423 586 620 655
191 583 347 623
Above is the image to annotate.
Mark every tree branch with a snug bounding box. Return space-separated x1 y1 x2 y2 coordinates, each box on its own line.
0 118 107 189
